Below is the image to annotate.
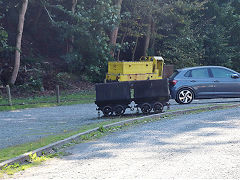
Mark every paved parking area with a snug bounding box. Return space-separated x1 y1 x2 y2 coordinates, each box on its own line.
1 98 240 149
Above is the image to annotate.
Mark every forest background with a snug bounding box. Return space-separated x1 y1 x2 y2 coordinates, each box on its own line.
0 0 240 94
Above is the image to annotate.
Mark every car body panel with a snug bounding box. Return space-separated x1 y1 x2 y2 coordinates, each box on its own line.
210 67 240 97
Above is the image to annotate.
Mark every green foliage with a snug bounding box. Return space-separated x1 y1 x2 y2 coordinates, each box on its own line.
29 152 48 162
153 0 207 68
17 69 44 92
98 125 106 133
0 27 8 52
40 0 116 82
55 72 72 88
61 53 84 73
1 0 240 88
0 154 49 176
0 0 8 52
117 0 155 60
116 0 240 70
199 1 238 69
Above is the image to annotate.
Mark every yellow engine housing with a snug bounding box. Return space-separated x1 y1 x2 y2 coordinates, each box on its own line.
106 56 164 82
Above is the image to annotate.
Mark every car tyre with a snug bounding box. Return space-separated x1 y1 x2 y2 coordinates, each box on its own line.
176 88 194 104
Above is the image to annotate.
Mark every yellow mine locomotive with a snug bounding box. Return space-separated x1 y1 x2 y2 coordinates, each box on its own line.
95 56 170 117
106 56 164 82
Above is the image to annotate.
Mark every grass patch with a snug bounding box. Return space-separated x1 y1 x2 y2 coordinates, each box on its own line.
0 90 95 112
0 153 50 178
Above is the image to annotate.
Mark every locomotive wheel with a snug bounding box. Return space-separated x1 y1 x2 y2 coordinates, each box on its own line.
141 103 152 114
153 102 163 113
114 105 125 116
102 106 113 117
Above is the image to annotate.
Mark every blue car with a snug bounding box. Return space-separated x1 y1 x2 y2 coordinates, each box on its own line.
169 66 240 104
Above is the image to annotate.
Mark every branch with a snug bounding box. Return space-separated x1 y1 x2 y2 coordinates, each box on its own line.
41 0 54 22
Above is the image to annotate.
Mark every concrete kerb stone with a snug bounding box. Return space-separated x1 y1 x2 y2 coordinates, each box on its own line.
0 128 98 169
1 103 240 169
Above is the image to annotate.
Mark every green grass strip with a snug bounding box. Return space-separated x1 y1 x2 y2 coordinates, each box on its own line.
0 90 95 112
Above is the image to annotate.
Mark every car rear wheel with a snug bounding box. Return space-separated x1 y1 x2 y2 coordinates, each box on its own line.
176 88 194 104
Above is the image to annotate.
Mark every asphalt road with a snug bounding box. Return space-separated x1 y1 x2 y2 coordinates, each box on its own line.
1 98 240 149
10 106 240 179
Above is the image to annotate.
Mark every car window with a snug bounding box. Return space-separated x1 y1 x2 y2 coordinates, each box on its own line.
184 70 191 77
211 68 233 78
191 68 209 78
169 71 179 79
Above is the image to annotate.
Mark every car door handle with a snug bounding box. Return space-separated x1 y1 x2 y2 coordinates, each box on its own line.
213 80 219 83
190 80 196 82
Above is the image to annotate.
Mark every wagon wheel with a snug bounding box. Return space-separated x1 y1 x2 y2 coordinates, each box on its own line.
141 103 152 114
102 106 113 117
114 105 125 116
153 102 163 113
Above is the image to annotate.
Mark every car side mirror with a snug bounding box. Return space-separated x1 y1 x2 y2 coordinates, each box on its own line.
231 74 239 79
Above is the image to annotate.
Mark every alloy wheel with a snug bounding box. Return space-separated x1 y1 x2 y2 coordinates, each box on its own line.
177 89 194 104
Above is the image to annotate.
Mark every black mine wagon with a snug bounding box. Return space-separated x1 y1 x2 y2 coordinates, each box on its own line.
95 79 170 116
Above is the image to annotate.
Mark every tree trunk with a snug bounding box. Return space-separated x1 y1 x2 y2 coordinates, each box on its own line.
143 15 152 57
149 15 157 56
110 0 123 58
72 0 77 13
148 0 158 56
117 30 127 61
67 0 78 53
132 36 139 61
11 0 28 85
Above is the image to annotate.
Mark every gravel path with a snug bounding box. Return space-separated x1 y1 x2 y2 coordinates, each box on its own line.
1 98 240 149
9 107 240 179
0 104 98 149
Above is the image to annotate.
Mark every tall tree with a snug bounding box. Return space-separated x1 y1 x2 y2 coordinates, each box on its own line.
68 0 78 53
142 0 158 57
109 0 123 59
143 15 152 57
10 0 28 85
200 1 237 68
152 0 207 67
117 0 152 60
